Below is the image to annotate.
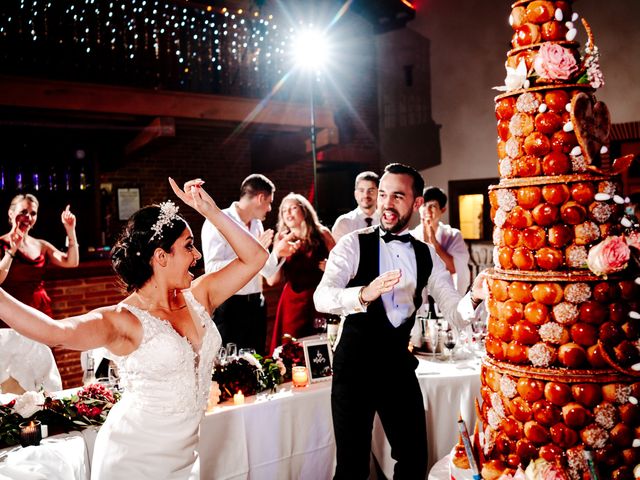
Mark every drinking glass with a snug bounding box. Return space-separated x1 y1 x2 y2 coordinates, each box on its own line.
444 329 457 362
313 317 327 339
239 348 256 358
426 319 439 359
108 362 120 391
217 346 228 365
226 343 237 358
470 318 487 354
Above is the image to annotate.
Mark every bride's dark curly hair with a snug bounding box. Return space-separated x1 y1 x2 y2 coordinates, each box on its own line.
111 205 188 292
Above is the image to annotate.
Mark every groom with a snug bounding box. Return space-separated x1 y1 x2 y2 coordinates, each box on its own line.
314 163 484 479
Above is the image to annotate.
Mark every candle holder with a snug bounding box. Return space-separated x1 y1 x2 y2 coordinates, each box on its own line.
19 420 42 447
292 366 309 388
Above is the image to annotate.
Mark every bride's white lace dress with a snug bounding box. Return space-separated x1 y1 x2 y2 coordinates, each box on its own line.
91 290 221 479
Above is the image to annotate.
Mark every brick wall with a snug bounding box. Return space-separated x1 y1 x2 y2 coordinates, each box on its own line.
49 274 123 388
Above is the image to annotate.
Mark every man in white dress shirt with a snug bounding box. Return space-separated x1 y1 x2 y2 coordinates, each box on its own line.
331 171 380 241
202 174 288 355
411 186 470 294
314 164 485 479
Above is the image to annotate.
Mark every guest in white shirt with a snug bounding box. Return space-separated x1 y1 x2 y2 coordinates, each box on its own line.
331 171 380 241
202 174 292 354
314 163 486 479
411 186 471 294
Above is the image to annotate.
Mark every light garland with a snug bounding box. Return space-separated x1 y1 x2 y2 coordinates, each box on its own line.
0 0 296 96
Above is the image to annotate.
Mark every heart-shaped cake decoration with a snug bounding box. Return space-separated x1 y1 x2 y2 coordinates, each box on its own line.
571 92 611 166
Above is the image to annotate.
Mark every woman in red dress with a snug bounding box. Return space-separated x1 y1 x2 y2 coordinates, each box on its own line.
268 193 335 353
0 194 79 325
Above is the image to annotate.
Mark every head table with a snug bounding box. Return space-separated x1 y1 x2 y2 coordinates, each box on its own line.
0 355 480 479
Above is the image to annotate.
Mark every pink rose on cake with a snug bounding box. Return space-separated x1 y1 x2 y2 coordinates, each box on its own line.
587 236 630 276
533 43 578 80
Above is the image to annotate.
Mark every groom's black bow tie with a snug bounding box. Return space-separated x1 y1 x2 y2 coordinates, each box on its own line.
381 232 412 243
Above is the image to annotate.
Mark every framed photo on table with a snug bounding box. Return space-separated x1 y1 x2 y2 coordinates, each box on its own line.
303 339 333 383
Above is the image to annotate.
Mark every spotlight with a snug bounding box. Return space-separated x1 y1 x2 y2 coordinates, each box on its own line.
292 28 328 71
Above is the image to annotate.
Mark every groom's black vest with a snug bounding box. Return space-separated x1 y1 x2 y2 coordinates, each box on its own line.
333 227 433 372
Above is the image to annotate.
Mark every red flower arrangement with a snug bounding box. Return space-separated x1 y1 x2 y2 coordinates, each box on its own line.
0 383 120 447
272 334 305 381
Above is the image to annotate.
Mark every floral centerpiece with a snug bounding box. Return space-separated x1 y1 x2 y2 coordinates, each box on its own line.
272 334 305 381
212 353 286 402
0 383 120 447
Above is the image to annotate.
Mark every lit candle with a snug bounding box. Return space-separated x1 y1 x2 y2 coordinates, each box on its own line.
233 390 245 405
292 366 309 388
19 420 42 447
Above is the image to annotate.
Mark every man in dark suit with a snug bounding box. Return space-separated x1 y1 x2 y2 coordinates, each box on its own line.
314 163 484 479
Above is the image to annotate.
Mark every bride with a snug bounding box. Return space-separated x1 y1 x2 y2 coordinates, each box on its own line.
0 178 268 479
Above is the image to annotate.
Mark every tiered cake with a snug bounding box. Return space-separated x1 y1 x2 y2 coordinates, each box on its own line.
474 1 640 479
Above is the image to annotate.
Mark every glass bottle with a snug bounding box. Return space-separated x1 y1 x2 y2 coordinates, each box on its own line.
64 165 72 191
83 356 97 386
31 165 40 191
15 167 24 191
79 165 87 190
48 166 58 191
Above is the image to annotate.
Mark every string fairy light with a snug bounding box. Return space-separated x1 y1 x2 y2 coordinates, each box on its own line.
1 0 296 96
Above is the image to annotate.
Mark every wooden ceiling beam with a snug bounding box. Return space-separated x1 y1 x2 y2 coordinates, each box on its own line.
0 75 336 131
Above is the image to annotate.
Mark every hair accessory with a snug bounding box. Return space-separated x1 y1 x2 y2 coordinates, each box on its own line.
150 200 181 241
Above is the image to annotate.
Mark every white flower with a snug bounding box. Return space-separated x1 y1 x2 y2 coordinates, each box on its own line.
276 359 286 376
208 381 221 409
13 391 45 418
272 345 283 360
494 60 528 92
242 353 262 370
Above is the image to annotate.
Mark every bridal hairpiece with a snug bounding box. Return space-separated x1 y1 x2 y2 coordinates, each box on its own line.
150 200 181 241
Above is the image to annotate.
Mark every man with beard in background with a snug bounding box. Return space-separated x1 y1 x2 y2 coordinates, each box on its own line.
331 171 379 241
314 163 485 479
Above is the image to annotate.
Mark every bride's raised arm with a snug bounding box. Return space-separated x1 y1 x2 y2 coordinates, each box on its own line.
0 294 130 353
170 178 268 311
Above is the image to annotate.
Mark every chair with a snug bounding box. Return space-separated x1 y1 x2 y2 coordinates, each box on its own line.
469 241 494 279
0 329 62 394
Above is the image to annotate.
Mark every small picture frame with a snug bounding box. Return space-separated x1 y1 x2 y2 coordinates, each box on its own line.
302 339 333 383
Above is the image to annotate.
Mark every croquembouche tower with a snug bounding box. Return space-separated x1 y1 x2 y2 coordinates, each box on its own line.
467 1 640 479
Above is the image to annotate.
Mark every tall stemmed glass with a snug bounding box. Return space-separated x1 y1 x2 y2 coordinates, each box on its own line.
427 319 439 360
444 329 457 362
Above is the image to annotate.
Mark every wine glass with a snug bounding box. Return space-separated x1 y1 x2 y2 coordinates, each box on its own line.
226 343 237 358
470 318 487 354
217 346 228 365
444 329 457 362
108 361 120 392
313 317 327 339
426 319 439 359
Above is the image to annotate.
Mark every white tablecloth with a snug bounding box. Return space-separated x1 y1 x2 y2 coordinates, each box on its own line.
0 431 91 480
372 354 481 477
428 455 450 480
0 355 480 479
200 383 335 480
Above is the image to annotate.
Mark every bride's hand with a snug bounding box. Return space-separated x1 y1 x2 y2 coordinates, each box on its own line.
169 177 219 217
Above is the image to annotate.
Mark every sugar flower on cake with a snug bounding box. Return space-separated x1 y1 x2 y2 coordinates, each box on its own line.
498 468 526 480
12 391 45 418
583 44 605 89
524 458 569 480
587 236 631 276
533 43 578 81
494 59 528 92
626 231 640 250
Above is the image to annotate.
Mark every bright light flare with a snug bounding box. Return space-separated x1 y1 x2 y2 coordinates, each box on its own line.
292 28 329 71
